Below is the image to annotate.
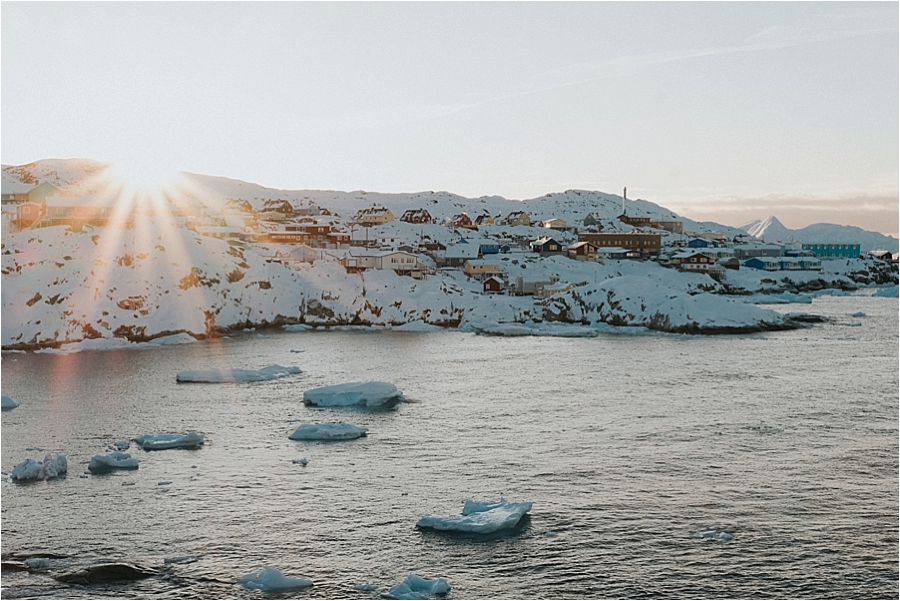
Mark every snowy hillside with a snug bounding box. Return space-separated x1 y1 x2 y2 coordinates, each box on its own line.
741 216 898 253
2 158 896 350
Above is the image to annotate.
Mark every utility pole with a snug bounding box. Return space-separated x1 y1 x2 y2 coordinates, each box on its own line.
622 187 627 215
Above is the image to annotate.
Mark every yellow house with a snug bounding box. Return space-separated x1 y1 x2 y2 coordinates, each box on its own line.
464 259 503 278
354 206 395 225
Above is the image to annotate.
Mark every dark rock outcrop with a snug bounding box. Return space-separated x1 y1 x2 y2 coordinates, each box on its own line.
55 563 156 585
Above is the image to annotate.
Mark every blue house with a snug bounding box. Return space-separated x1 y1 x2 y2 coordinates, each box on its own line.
801 244 861 260
687 238 717 248
744 257 782 271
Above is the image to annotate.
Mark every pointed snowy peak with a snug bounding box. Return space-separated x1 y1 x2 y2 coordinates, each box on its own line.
742 215 792 242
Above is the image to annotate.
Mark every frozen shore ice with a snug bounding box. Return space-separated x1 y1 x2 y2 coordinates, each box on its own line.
303 381 403 407
289 422 368 441
176 364 301 383
416 499 532 534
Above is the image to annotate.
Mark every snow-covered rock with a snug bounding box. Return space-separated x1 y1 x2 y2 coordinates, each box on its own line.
2 395 20 410
289 422 368 441
417 499 532 534
386 575 451 600
134 430 204 450
11 453 68 481
237 566 313 591
88 451 139 473
303 382 403 408
176 364 301 383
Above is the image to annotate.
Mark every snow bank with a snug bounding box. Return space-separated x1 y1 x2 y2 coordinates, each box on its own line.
289 422 368 441
11 453 68 481
386 575 451 600
2 394 20 410
872 285 899 297
176 364 301 383
303 382 403 407
88 451 139 473
134 431 204 450
237 566 313 591
416 499 532 534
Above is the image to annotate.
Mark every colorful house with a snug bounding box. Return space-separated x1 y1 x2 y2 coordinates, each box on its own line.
801 243 860 260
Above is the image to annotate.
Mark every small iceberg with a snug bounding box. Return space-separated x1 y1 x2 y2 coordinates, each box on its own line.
416 499 532 534
851 311 866 317
289 422 368 441
386 575 451 600
872 285 899 298
693 529 734 541
11 453 68 481
135 431 204 450
237 566 313 591
2 395 20 410
303 382 403 408
88 451 139 474
176 364 301 383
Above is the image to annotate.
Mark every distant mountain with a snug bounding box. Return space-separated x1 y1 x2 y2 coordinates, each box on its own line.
740 216 898 253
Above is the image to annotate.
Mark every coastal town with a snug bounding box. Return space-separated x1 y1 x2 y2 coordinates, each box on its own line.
2 160 897 349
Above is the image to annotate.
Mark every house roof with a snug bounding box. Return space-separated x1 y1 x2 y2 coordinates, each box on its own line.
444 244 480 259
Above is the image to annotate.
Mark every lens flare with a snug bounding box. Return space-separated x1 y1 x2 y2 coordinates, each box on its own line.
107 157 183 196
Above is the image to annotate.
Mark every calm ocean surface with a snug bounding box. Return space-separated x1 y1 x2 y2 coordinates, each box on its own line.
1 294 897 599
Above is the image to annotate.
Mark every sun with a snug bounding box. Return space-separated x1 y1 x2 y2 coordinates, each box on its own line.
106 156 184 196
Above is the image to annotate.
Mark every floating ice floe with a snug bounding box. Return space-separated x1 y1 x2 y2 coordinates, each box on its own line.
463 320 599 338
872 285 899 298
303 382 403 408
386 575 451 600
694 529 734 541
851 311 867 317
11 453 68 481
110 440 131 451
134 430 204 450
354 583 378 591
416 499 532 534
88 451 139 473
176 364 301 383
237 566 313 591
289 422 368 441
747 292 813 304
2 395 20 410
283 324 313 332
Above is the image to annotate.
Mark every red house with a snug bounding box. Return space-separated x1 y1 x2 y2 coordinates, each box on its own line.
483 276 504 294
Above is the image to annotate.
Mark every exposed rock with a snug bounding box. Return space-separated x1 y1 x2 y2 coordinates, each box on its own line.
1 561 30 572
55 562 156 585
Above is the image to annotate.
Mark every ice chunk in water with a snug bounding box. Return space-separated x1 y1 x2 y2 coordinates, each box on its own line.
11 453 68 481
386 575 451 599
2 395 20 410
289 423 368 441
88 451 139 473
303 381 403 407
237 566 313 591
135 431 204 450
416 499 532 534
176 365 301 383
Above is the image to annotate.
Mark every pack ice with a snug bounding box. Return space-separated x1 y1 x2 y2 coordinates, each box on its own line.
134 431 204 450
237 566 313 591
289 422 368 441
416 499 532 534
386 574 451 600
11 453 68 481
88 451 139 473
175 364 301 383
303 381 403 407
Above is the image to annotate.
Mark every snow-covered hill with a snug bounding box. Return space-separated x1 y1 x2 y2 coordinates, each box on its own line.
741 216 898 253
2 159 896 350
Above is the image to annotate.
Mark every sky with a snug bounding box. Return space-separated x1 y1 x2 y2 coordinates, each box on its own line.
2 2 898 236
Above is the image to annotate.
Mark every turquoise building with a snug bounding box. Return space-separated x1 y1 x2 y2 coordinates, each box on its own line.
801 244 860 259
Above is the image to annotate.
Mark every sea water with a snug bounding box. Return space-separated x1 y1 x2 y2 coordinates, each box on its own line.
1 294 897 599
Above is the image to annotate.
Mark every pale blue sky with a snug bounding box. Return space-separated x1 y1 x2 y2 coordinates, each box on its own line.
2 2 897 234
